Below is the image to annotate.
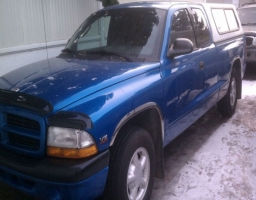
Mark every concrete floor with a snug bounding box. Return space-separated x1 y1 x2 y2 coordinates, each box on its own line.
0 66 255 200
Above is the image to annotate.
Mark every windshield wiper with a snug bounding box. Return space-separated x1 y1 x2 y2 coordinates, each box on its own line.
61 48 82 59
86 50 133 62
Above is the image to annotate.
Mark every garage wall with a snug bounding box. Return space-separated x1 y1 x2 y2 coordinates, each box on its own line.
0 0 99 49
0 0 101 76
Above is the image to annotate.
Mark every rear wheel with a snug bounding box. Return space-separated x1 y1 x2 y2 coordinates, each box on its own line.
105 126 155 200
217 68 238 117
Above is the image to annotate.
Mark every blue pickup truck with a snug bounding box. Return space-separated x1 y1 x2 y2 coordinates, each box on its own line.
0 2 246 200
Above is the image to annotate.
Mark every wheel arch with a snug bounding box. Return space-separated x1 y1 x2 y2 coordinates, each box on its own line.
110 102 165 179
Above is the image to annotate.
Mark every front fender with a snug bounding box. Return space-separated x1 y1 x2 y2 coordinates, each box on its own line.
51 67 164 152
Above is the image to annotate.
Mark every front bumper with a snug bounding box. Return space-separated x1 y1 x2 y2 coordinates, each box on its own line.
0 149 109 200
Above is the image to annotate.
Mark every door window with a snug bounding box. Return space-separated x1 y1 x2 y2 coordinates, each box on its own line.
170 9 196 47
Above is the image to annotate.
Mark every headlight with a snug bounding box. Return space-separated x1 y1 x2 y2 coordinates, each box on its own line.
47 126 98 159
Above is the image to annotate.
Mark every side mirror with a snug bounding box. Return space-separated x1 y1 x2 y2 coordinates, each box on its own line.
167 38 194 58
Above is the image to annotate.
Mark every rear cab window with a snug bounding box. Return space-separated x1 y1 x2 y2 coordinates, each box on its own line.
212 8 239 34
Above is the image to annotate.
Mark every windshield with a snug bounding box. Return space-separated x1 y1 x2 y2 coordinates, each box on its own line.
237 7 256 25
65 8 166 62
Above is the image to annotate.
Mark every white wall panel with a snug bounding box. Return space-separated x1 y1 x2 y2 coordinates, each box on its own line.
0 0 45 49
0 0 100 49
43 0 80 42
0 0 100 76
42 0 100 42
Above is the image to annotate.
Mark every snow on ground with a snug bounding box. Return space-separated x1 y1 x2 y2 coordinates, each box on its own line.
243 79 256 97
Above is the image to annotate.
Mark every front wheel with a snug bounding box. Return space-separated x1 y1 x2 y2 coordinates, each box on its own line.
104 126 155 200
217 68 238 117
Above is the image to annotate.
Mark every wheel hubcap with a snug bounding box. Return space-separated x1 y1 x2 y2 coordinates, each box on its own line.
127 147 150 200
230 77 236 107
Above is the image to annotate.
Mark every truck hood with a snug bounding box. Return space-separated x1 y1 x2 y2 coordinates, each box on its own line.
0 58 159 112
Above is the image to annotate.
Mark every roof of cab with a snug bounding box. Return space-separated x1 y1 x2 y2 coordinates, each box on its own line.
101 1 244 43
101 1 188 10
102 1 237 11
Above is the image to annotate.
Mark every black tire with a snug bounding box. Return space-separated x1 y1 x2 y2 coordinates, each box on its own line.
217 68 238 117
104 126 155 200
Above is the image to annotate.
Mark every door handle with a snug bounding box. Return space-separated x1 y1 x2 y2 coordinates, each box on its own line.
199 61 204 69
